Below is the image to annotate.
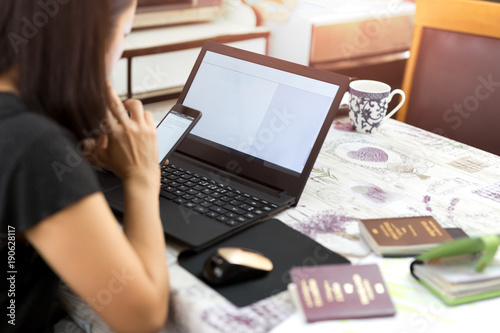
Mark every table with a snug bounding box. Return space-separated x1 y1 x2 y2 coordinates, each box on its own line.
57 112 500 333
162 115 500 333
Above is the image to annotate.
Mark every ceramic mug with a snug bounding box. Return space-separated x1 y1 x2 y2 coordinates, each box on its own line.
348 80 406 133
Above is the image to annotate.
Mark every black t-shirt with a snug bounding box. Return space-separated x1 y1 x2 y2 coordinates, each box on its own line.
0 93 100 332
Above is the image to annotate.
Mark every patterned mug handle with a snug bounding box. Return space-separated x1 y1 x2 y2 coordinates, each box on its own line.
385 89 406 119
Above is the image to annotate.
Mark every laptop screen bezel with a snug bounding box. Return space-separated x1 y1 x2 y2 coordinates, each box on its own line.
175 41 350 199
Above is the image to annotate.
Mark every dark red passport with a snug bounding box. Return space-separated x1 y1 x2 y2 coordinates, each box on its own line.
290 264 396 322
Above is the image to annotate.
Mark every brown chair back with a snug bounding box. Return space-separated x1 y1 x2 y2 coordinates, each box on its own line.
397 0 500 155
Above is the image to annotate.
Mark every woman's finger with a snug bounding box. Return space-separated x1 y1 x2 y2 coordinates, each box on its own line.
87 135 109 169
103 110 119 136
106 80 129 123
97 133 109 150
123 99 145 124
144 111 155 128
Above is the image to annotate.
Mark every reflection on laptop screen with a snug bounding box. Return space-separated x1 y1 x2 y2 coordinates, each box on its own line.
183 51 340 174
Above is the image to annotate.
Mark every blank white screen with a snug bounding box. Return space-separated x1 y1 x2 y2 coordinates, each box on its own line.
183 52 339 173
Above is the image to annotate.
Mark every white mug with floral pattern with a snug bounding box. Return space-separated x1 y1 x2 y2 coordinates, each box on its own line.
348 80 405 133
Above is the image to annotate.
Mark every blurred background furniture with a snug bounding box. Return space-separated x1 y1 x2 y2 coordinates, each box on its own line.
111 1 417 108
110 0 269 103
397 0 500 156
261 0 416 92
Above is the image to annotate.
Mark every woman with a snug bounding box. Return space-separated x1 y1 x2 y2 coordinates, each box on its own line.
0 1 169 332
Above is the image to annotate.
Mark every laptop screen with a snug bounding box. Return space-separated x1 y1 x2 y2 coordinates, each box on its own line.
176 42 349 198
182 51 340 174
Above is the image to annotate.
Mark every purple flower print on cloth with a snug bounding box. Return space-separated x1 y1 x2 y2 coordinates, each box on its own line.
347 147 389 162
295 211 352 238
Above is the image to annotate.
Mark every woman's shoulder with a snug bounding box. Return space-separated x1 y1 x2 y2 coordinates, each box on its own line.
0 94 101 232
0 93 79 156
2 102 71 139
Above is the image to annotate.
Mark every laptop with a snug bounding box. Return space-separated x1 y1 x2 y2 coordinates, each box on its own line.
101 41 349 250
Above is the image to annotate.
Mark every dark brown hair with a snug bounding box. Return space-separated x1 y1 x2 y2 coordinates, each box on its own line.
0 0 134 141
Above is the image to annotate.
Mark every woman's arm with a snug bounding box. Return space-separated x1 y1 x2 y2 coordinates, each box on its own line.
26 192 169 333
27 90 169 333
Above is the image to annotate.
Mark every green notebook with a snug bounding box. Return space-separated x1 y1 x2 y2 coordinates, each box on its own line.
410 235 500 305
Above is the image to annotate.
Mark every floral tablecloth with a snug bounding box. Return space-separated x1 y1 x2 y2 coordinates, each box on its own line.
163 116 500 333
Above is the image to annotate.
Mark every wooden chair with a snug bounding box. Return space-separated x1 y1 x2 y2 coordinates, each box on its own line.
397 0 500 155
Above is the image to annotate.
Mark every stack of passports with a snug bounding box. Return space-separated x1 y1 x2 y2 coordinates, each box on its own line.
289 264 395 322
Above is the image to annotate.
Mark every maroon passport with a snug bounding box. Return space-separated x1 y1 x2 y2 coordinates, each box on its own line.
290 264 396 322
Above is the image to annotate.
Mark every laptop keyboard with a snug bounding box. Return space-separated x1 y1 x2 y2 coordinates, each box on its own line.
160 164 277 227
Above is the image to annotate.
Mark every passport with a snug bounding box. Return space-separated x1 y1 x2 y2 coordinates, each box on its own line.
289 264 395 322
359 216 454 256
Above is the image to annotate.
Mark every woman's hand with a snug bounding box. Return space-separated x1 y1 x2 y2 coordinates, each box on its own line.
95 82 160 190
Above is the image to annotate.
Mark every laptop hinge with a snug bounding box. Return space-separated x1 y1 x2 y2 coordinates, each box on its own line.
171 152 286 199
